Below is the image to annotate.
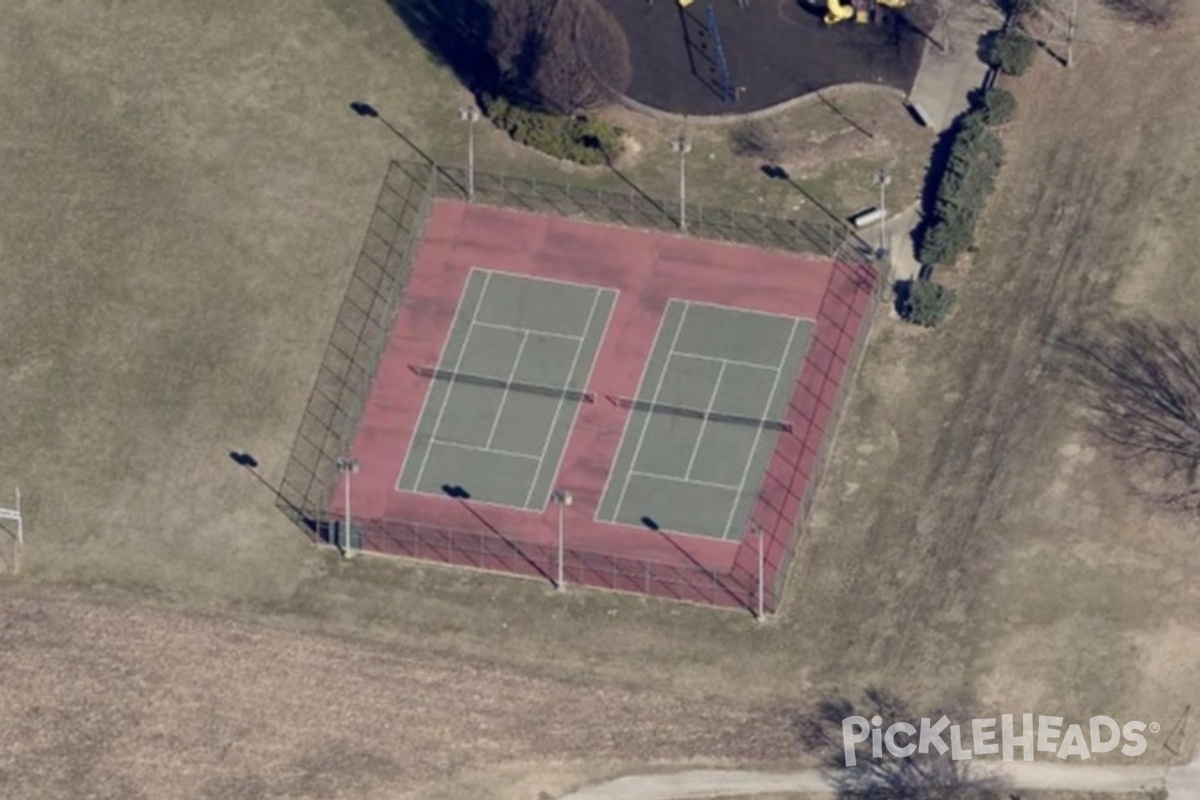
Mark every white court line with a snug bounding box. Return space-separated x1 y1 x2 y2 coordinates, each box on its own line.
672 351 778 372
531 287 621 511
630 470 740 493
430 439 540 462
720 317 799 540
475 320 582 342
396 267 483 492
485 269 612 294
684 360 727 480
484 330 529 449
679 297 814 325
522 287 605 508
612 302 690 522
593 300 677 523
411 271 493 491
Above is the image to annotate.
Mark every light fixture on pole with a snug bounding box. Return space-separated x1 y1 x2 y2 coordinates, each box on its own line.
550 490 573 591
873 169 891 264
335 457 359 558
751 522 766 622
670 135 692 232
458 104 480 201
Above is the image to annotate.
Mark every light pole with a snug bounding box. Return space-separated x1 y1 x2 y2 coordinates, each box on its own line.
670 135 692 232
335 457 359 558
0 488 22 576
458 104 480 201
873 169 891 263
551 490 573 590
752 522 766 622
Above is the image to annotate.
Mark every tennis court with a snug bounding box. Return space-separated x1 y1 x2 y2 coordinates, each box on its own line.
397 268 616 510
596 300 812 541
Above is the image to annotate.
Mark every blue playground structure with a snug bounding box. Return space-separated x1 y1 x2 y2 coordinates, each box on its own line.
679 0 737 103
705 0 736 103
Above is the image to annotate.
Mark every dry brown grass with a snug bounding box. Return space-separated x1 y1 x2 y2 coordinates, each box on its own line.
1 0 1198 798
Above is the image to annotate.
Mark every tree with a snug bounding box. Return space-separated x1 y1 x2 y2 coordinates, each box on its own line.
1099 0 1180 26
1059 317 1200 509
980 28 1037 76
905 279 957 328
793 688 1009 800
489 0 632 114
973 87 1017 126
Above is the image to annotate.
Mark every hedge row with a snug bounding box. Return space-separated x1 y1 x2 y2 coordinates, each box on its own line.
481 94 625 166
915 88 1015 269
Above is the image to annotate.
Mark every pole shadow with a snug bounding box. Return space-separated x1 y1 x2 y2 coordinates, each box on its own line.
442 484 554 585
603 151 673 222
640 516 754 615
229 451 327 542
816 91 875 139
349 102 469 197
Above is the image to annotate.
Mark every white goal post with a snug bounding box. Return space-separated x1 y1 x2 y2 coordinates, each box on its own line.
0 488 24 575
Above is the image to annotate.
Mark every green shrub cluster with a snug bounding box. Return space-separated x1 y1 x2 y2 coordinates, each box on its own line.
916 110 1006 267
905 279 957 328
981 29 1038 76
482 95 624 166
975 87 1017 126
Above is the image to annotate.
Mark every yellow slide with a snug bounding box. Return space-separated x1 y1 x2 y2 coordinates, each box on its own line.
823 0 855 24
824 0 907 24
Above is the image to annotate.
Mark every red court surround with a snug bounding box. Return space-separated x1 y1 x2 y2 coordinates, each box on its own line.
329 200 876 611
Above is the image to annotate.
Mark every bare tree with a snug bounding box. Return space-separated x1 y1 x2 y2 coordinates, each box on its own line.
1098 0 1180 26
793 688 1008 800
488 0 631 113
1058 317 1200 508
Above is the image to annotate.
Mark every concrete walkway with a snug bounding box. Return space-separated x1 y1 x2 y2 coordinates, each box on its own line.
906 2 999 131
559 755 1198 800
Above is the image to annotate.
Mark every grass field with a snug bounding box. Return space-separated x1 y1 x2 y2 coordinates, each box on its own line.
1 1 1198 799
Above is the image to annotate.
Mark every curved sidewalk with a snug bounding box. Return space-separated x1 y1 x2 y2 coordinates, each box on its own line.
560 756 1198 800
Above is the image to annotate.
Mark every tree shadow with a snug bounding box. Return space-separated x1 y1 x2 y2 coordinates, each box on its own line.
385 0 499 96
788 687 1007 799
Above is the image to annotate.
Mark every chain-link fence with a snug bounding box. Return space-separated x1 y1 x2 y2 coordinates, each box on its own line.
434 164 854 258
277 158 880 613
276 160 438 541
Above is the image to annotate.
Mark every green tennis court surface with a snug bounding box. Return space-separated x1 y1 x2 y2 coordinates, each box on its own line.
596 300 812 541
397 268 616 510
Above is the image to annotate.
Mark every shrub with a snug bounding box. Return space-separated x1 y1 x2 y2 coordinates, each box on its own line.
980 29 1037 76
974 87 1017 126
905 280 957 328
999 0 1041 15
482 95 624 165
730 121 783 162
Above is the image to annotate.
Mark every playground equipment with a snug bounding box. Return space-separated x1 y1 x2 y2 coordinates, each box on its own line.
677 0 737 103
823 0 907 25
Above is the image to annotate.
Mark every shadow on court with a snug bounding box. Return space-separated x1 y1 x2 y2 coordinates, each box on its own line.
641 516 753 615
443 484 555 584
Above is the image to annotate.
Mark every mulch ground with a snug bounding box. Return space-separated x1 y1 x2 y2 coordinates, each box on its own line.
603 0 932 115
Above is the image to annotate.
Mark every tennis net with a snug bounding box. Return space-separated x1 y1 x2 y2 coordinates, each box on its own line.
411 365 595 403
608 395 793 433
